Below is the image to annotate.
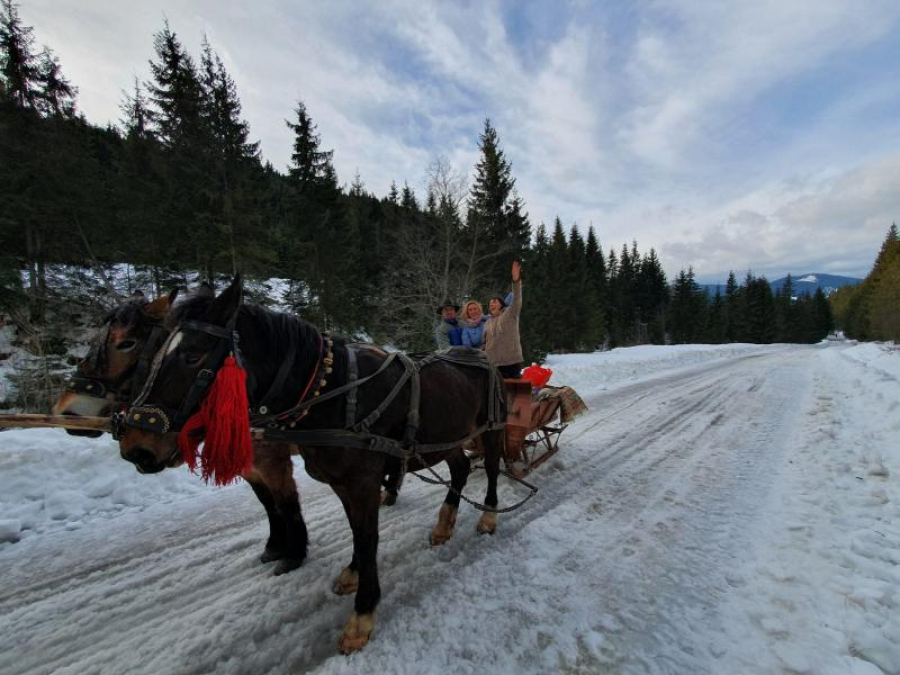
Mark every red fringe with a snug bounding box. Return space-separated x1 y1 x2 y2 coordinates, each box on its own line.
178 355 253 485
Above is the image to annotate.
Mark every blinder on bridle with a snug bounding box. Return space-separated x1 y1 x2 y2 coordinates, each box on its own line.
64 316 168 409
115 313 240 440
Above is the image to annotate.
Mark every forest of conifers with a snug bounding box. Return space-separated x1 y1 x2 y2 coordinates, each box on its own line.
2 1 895 411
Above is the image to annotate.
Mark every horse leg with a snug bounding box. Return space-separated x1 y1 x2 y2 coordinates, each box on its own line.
331 479 382 654
247 444 308 575
476 429 503 535
430 449 470 546
380 457 404 507
244 472 284 561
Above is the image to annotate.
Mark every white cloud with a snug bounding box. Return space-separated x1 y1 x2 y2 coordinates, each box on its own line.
17 0 900 280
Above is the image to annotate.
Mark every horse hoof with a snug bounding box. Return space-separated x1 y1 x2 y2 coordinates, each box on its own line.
430 531 451 546
430 505 457 546
339 612 374 654
260 545 284 564
273 558 304 576
332 567 359 595
476 511 497 535
380 490 397 507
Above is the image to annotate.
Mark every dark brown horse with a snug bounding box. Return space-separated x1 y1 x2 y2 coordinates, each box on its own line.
117 276 507 652
51 288 309 575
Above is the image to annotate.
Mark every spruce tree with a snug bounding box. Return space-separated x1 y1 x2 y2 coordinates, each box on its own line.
584 226 607 346
638 248 668 344
465 119 529 293
35 46 75 117
724 271 742 342
0 0 39 109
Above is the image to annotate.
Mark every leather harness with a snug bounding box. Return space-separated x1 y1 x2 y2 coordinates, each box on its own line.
119 309 507 460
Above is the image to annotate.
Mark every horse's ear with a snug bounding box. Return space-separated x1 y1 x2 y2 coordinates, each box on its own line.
206 276 243 326
144 288 179 319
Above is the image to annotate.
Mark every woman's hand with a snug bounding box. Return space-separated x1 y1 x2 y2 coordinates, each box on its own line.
512 260 521 282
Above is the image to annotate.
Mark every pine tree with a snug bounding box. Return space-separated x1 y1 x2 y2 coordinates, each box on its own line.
744 274 776 343
120 78 152 141
197 37 265 276
567 226 592 349
146 22 203 149
584 226 607 346
705 288 726 343
521 222 551 362
547 218 576 350
286 100 334 195
638 248 668 344
775 273 796 342
283 99 348 328
724 271 742 342
35 46 75 117
387 180 399 205
668 267 706 343
464 119 529 293
0 0 40 110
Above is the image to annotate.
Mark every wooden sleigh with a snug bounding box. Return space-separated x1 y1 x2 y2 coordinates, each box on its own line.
500 379 570 477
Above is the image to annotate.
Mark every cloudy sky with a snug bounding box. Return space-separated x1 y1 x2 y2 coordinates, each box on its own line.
20 0 900 282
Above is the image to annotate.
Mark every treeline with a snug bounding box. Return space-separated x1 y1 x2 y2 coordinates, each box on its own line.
667 270 834 345
0 1 853 377
830 225 900 341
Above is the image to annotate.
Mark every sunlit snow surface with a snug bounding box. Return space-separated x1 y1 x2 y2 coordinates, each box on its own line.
1 342 898 674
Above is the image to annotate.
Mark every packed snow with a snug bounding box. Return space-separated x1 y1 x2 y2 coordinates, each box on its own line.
1 341 898 674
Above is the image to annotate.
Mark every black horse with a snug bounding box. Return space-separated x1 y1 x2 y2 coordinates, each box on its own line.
52 288 309 575
117 276 507 653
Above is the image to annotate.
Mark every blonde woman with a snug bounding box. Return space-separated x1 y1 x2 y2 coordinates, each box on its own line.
460 300 487 348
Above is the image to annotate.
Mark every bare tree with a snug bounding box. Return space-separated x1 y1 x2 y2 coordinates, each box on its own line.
374 157 472 350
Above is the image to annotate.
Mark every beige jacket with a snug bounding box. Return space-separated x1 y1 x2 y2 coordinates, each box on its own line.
484 280 523 367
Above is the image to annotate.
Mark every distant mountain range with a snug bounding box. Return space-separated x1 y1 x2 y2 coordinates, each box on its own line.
699 273 862 296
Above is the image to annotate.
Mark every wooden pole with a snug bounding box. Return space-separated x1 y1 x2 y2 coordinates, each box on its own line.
0 414 112 433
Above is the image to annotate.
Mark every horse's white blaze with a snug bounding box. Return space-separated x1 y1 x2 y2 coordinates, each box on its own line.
164 331 183 356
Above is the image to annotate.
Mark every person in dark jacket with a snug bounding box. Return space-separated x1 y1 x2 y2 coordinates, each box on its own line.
435 301 463 349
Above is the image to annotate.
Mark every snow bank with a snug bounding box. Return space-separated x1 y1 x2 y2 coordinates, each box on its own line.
0 428 216 546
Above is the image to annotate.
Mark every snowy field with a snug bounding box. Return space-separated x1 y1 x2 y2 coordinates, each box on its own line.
1 342 898 674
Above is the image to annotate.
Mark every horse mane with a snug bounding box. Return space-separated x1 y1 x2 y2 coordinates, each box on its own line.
167 290 324 371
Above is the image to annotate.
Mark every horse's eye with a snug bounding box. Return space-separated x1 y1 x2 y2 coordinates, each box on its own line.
116 340 138 352
182 352 204 367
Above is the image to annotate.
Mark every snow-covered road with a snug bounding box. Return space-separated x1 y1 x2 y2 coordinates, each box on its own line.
1 343 898 674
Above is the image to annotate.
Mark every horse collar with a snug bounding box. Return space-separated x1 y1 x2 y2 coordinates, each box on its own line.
269 333 333 424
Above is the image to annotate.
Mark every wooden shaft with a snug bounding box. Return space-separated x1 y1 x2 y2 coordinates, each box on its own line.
0 414 112 433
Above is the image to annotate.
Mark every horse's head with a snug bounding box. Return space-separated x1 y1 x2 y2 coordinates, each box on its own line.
118 278 244 475
52 290 178 437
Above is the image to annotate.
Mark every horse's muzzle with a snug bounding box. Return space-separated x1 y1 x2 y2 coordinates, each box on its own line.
66 428 105 438
121 446 167 474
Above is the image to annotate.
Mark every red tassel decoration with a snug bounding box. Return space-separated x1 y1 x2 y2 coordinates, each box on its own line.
179 355 253 486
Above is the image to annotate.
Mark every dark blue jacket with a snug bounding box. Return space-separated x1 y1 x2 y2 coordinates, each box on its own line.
436 319 463 348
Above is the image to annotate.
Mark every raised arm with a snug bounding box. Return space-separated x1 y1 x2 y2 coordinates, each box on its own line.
509 261 523 317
